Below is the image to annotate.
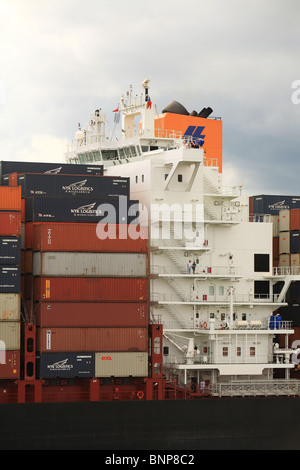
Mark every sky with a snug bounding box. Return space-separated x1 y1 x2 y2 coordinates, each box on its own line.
0 0 299 196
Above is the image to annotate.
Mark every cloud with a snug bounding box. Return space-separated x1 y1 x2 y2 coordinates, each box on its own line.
0 0 299 196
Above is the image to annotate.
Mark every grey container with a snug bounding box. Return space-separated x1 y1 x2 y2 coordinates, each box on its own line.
0 322 20 350
36 352 95 379
32 252 147 277
0 294 20 321
95 352 148 377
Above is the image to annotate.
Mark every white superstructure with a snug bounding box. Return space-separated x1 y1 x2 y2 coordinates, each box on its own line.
65 80 300 397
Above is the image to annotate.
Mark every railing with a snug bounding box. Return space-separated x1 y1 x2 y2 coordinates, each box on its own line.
151 291 284 304
273 266 300 276
160 318 293 331
164 353 295 366
151 265 242 276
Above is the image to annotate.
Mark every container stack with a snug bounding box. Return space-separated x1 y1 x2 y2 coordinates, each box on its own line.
278 208 300 274
0 186 22 380
5 164 149 382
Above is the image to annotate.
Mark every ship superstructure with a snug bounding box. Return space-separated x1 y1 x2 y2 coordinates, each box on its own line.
65 79 300 397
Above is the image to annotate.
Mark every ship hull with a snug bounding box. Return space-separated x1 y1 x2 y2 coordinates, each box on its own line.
1 397 300 450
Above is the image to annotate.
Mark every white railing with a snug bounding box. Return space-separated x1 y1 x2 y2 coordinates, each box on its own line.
151 265 242 276
273 266 300 276
164 353 294 366
151 291 284 304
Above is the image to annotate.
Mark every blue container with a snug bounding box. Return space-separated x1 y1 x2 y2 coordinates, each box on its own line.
36 352 95 379
290 231 300 253
0 237 21 265
0 265 21 293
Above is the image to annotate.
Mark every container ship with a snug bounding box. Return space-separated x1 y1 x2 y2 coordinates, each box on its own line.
1 79 300 450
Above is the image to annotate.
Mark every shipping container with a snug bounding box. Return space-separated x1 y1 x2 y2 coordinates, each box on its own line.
0 322 20 350
290 231 300 253
94 352 148 378
32 252 147 277
0 212 22 236
279 210 290 232
25 196 140 224
36 352 95 379
16 173 129 198
33 277 148 302
0 294 20 321
0 350 20 379
252 195 300 215
279 232 290 254
0 186 21 211
290 254 300 274
36 327 148 353
33 302 148 327
272 215 279 237
279 254 290 267
0 160 103 181
0 266 21 293
290 209 300 231
0 237 21 265
273 237 279 260
27 222 148 252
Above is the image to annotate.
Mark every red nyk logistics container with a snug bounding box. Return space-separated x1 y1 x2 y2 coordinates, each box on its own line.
32 302 148 327
25 222 148 252
33 277 148 302
37 327 148 353
0 212 22 236
290 209 300 231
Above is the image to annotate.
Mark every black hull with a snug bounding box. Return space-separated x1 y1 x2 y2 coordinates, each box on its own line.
1 397 300 451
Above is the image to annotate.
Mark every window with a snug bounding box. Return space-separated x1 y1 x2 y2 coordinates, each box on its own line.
237 347 241 356
178 174 183 182
250 347 256 357
254 280 269 299
242 313 247 320
209 312 214 319
254 254 270 272
165 174 168 180
142 174 144 183
218 286 224 296
221 313 226 321
223 347 229 357
209 286 215 296
135 176 138 183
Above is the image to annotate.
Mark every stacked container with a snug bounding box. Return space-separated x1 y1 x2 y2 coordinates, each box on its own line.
0 186 22 379
278 208 300 274
7 167 149 381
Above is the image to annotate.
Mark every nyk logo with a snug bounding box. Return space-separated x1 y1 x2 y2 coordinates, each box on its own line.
268 200 290 211
71 202 97 214
62 180 93 193
183 125 205 142
44 167 63 174
47 359 73 370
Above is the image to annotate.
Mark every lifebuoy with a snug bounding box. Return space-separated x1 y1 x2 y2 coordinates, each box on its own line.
201 321 207 329
137 391 144 399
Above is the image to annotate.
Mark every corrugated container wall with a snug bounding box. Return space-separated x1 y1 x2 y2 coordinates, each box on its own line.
36 352 95 379
0 294 21 321
279 210 290 232
95 352 148 378
0 237 21 265
32 302 148 328
0 213 22 236
290 231 300 253
0 322 20 349
32 252 147 277
0 266 21 293
25 197 140 224
16 173 130 198
27 223 148 252
0 351 20 379
0 160 103 181
37 327 148 353
279 232 290 254
0 186 22 211
290 209 300 231
33 277 148 302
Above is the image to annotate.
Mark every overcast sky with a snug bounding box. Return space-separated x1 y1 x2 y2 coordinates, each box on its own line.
0 0 299 196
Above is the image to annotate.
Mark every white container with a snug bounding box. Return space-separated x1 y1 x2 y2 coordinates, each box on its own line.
32 252 147 277
0 294 20 321
0 322 20 350
279 232 290 254
279 210 290 232
95 352 148 377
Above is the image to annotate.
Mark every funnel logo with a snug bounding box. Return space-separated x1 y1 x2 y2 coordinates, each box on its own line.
62 179 93 194
47 359 73 370
183 126 205 144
